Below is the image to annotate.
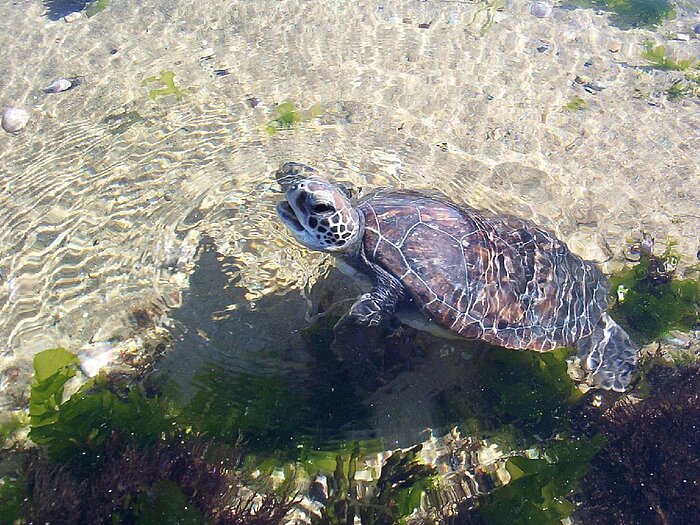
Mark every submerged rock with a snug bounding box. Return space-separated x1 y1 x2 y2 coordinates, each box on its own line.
531 1 553 18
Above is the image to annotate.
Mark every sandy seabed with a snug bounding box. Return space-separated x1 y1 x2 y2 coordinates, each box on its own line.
0 0 698 416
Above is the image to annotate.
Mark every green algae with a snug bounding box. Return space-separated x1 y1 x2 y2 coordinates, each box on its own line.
478 435 604 525
568 0 675 29
0 475 23 524
27 348 175 464
665 72 700 100
183 368 314 456
610 251 699 341
431 344 594 524
16 348 298 523
314 444 436 525
265 101 322 135
666 80 693 100
459 347 583 443
641 42 697 71
132 480 204 525
28 348 79 431
142 70 186 100
85 0 110 17
176 316 370 461
563 96 588 112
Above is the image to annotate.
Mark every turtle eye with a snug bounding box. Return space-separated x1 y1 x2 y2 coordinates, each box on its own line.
312 203 334 214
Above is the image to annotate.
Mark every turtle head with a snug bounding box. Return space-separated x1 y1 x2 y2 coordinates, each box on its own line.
276 170 361 253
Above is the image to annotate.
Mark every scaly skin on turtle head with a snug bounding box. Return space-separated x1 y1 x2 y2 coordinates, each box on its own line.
276 166 362 253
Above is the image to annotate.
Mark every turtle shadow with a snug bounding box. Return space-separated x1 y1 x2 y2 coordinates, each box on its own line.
150 236 499 450
43 0 92 21
151 236 375 454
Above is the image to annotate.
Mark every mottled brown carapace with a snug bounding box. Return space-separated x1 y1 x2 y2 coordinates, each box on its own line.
361 192 609 351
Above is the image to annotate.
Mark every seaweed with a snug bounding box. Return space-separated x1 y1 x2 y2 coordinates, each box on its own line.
131 480 205 524
567 0 675 29
265 101 322 135
479 347 583 440
176 314 370 461
42 0 109 20
142 70 186 100
609 248 699 341
479 436 604 525
666 73 700 100
85 0 109 17
641 42 697 71
580 363 700 524
182 367 315 458
666 80 693 100
563 96 588 112
0 474 24 524
20 431 298 524
28 354 175 465
22 434 248 524
314 444 436 525
15 348 300 524
25 437 185 523
28 348 79 431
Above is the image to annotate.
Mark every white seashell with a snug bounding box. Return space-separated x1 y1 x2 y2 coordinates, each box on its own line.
43 77 82 93
1 107 29 133
531 1 553 18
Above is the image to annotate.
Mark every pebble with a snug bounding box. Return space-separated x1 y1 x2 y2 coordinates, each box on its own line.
694 24 700 35
584 80 606 93
199 48 215 60
64 11 82 22
641 232 654 255
674 33 690 42
1 107 29 133
608 39 622 53
246 95 261 108
531 1 553 18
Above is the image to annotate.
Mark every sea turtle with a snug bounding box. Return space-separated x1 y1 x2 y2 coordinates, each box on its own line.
275 162 638 391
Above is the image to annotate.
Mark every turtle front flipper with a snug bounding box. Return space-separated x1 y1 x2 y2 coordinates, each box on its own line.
332 271 405 390
575 313 639 392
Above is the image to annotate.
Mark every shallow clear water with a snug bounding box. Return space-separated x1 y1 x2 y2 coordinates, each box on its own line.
0 0 699 522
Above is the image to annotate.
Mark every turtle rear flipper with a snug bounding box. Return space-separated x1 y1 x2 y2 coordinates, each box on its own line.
575 313 638 392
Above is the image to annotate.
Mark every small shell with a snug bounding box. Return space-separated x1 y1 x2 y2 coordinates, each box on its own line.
1 107 29 133
43 77 82 93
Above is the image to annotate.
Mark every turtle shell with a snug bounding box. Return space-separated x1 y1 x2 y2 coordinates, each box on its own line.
359 191 609 351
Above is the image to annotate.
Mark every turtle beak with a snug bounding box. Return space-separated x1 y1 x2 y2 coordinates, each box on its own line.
276 200 304 233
